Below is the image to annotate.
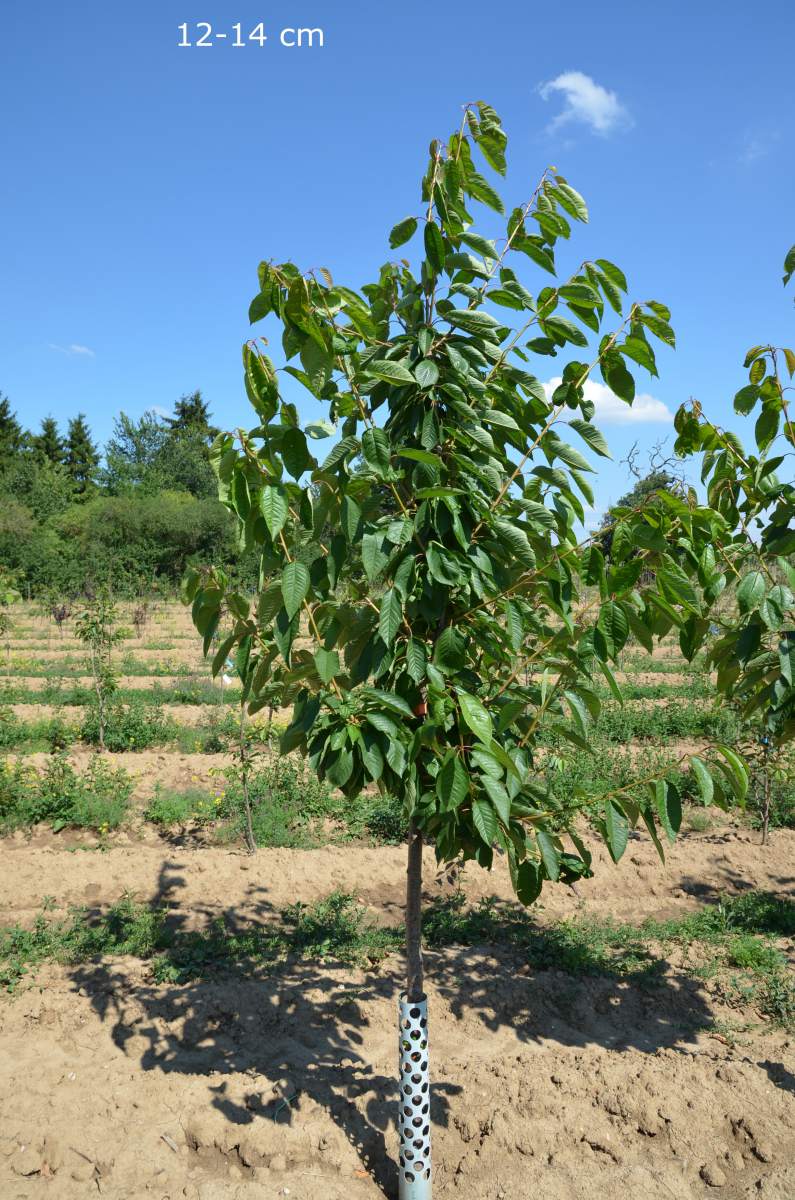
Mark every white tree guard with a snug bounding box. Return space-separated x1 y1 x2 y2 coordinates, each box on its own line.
398 993 431 1199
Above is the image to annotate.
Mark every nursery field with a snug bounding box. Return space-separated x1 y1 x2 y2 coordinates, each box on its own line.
0 601 793 1200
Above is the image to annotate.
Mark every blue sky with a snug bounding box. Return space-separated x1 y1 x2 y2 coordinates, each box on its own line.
1 0 793 519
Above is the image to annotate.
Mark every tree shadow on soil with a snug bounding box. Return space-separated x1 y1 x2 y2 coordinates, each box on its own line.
68 857 717 1198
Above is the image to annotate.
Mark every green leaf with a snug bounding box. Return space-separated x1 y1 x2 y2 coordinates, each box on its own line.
482 777 511 825
378 588 402 646
690 756 713 806
321 436 360 471
595 259 628 292
437 753 469 811
568 418 611 459
314 647 340 684
655 780 681 844
715 745 749 801
516 860 542 906
595 601 630 661
604 359 635 403
281 561 310 620
734 384 760 415
459 231 498 259
434 624 465 671
362 532 389 582
398 447 443 466
657 566 699 612
367 359 416 386
458 692 493 745
300 338 332 396
211 633 237 678
604 799 629 863
257 580 284 625
466 172 504 214
737 570 765 613
784 244 795 286
361 738 384 782
405 638 426 684
305 418 336 440
389 216 418 249
340 496 362 542
243 346 279 421
536 830 560 880
472 796 498 844
424 221 446 273
260 487 288 541
361 427 391 476
554 181 589 223
281 428 312 478
493 519 536 567
445 309 502 336
414 359 440 389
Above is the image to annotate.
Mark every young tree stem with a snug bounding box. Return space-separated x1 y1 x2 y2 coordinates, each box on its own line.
405 822 425 1001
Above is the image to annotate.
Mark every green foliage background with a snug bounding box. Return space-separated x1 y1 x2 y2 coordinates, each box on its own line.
0 390 254 595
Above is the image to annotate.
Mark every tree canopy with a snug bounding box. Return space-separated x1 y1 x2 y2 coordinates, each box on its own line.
185 101 749 912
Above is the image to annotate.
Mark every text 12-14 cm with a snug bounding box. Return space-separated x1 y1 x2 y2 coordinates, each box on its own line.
177 23 324 48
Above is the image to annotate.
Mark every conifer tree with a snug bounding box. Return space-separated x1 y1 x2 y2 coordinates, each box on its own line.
32 415 65 465
65 413 100 494
167 390 217 437
0 394 24 465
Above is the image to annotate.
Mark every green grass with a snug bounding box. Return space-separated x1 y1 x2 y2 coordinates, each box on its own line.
216 759 405 848
600 676 714 702
541 699 740 745
144 760 406 848
2 889 791 1030
0 679 239 707
0 660 196 679
0 891 399 992
143 786 221 826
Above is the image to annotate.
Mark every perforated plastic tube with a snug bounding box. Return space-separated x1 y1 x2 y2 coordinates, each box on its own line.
398 993 431 1199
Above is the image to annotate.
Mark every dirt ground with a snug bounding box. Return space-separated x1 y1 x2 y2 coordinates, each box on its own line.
1 828 793 1200
2 607 792 1198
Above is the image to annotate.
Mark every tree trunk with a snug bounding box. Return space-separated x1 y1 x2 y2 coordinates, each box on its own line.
239 707 256 855
405 822 424 1000
399 821 431 1197
761 762 771 846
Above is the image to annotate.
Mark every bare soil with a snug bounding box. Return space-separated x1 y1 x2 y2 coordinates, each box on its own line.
2 608 792 1199
1 829 793 1200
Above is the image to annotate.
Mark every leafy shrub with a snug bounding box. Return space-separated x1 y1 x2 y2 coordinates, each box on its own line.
0 752 132 831
217 758 404 848
81 697 171 750
343 791 406 844
144 786 218 826
0 707 76 751
0 708 21 749
218 758 330 847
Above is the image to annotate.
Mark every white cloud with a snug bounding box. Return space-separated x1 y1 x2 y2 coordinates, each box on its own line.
739 131 779 165
545 377 673 425
150 405 171 419
539 71 631 137
48 342 96 358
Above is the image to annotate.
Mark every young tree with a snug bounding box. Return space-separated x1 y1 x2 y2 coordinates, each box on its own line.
0 568 21 664
184 103 746 1195
103 411 168 492
31 415 65 465
674 242 795 842
75 590 121 752
65 413 100 495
